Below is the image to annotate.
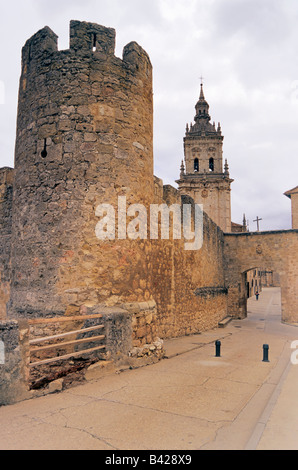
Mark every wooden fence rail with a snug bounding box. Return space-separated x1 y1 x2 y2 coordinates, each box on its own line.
28 314 106 368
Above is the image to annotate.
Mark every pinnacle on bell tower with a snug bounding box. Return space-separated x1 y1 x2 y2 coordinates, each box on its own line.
194 83 211 123
176 82 233 232
185 82 222 147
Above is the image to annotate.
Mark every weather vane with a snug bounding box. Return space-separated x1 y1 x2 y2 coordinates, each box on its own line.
199 75 204 85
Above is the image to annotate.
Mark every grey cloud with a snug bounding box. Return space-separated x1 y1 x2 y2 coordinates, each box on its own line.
213 0 289 45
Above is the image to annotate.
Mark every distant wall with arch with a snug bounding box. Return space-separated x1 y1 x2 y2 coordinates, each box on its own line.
224 230 298 323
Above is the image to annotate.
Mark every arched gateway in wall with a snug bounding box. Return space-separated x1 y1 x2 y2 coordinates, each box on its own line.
224 229 298 324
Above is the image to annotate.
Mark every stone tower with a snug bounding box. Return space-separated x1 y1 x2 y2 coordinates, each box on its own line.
8 21 154 319
176 84 233 232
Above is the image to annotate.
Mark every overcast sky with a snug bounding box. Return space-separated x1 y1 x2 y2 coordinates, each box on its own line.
0 0 298 231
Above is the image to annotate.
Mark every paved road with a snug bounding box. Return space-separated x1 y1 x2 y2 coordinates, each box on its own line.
0 287 297 450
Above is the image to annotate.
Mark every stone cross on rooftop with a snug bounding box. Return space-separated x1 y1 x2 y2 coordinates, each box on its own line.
253 216 263 231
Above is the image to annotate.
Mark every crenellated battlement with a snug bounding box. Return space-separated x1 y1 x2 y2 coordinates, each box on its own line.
21 20 152 77
69 20 116 55
123 41 152 75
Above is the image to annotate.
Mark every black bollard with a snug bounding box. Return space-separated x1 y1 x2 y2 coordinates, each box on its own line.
262 344 269 362
215 340 221 357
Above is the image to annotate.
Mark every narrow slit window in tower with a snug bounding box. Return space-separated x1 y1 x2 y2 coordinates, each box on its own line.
41 139 47 158
194 158 199 172
209 157 214 172
92 34 97 52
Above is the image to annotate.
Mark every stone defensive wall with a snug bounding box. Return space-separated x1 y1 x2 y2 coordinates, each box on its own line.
151 182 228 339
0 20 229 404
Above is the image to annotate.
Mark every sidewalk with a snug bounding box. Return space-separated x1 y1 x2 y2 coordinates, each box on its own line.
0 287 297 450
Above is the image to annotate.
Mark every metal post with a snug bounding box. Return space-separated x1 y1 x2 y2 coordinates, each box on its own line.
215 340 221 357
263 344 269 362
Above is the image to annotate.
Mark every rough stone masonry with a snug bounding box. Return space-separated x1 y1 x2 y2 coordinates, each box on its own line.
7 20 228 332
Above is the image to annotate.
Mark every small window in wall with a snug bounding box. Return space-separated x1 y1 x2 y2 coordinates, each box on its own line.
92 33 97 52
194 158 199 172
41 139 47 158
209 157 214 172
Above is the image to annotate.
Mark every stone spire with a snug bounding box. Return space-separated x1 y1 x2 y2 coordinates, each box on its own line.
243 214 247 232
180 159 185 177
194 83 211 123
185 83 221 136
199 82 205 100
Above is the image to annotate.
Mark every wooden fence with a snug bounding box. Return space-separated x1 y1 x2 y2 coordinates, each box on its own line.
28 314 105 368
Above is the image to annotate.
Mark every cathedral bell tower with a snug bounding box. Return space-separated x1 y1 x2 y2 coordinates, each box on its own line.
176 83 233 232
